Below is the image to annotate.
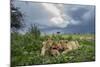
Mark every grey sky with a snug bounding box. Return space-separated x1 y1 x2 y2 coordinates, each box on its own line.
12 1 95 34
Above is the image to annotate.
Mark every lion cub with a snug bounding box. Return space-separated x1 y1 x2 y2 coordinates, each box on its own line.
61 40 80 54
41 39 80 56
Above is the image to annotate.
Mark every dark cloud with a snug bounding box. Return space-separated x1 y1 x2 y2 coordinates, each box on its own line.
12 1 95 34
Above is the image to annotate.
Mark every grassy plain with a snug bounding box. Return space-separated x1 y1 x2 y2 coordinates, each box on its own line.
11 33 95 66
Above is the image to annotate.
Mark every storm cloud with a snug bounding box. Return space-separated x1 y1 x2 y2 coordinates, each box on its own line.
13 1 95 34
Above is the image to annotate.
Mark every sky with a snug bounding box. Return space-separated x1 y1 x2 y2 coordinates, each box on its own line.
12 0 95 34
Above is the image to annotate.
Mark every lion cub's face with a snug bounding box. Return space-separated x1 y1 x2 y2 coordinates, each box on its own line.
49 42 60 56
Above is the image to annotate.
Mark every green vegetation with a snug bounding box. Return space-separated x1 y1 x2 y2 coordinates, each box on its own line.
11 32 95 66
11 0 23 29
11 1 95 66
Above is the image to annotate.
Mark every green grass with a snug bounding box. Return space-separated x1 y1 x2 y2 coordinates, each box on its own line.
11 33 95 67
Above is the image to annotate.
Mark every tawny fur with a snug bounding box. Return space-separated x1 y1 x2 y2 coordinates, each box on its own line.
41 39 80 56
50 49 60 56
62 40 80 54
